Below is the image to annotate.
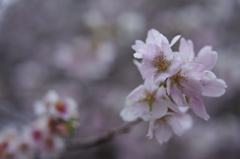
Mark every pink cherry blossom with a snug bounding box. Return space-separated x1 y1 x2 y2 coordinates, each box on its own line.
147 113 193 144
132 29 180 59
121 79 175 121
200 71 227 97
166 63 204 106
177 38 218 71
138 43 182 83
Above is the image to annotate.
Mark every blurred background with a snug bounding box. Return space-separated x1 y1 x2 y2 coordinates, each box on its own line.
0 0 240 158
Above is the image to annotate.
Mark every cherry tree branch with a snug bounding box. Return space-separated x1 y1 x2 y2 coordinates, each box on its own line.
67 118 142 149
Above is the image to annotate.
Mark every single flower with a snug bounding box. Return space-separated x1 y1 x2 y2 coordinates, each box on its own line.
147 113 193 144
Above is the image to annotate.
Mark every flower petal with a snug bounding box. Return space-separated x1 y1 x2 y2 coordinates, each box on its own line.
155 124 173 144
178 114 193 131
161 41 173 60
123 101 149 121
120 101 139 122
142 100 168 120
179 38 194 63
144 78 158 93
126 85 144 101
132 40 146 52
196 46 217 70
170 35 181 47
181 78 203 97
154 71 170 84
139 63 157 79
168 82 186 106
167 115 183 136
182 63 204 80
201 78 227 97
146 29 169 45
189 96 210 120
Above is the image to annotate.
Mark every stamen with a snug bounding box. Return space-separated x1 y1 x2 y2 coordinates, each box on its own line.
152 54 170 72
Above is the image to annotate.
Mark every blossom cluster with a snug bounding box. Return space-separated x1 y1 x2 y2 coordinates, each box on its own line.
121 29 227 144
0 90 79 159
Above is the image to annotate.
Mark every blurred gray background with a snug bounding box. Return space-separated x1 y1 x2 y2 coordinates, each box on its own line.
0 0 240 159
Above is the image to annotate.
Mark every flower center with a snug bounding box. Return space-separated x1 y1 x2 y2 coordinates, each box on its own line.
152 54 170 72
55 101 66 113
170 71 188 89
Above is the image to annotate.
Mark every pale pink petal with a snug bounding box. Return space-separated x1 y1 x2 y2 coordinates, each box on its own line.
139 64 157 79
189 96 210 120
146 120 155 139
126 85 144 101
166 78 171 95
196 46 217 70
146 29 169 45
177 114 193 131
34 101 46 116
155 124 173 144
161 41 173 60
179 38 194 63
156 87 182 113
182 63 204 80
146 29 159 44
178 106 189 113
170 35 181 47
120 101 139 122
154 71 170 84
167 116 183 136
142 44 159 62
201 78 227 97
168 103 183 113
155 86 167 98
133 52 143 59
204 71 216 79
126 102 148 121
44 90 59 103
169 84 186 106
181 78 203 97
143 78 158 93
132 40 146 52
168 59 182 76
142 100 168 120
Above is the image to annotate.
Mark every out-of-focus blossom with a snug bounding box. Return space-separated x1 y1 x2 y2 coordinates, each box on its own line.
34 90 78 121
117 12 145 39
83 9 105 29
53 39 116 81
27 117 65 158
0 127 18 159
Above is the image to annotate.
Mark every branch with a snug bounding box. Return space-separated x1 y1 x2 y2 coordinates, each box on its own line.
67 118 142 149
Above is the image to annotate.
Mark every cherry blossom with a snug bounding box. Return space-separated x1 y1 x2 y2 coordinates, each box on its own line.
34 90 79 121
147 113 193 144
177 38 218 71
132 29 180 59
138 43 182 83
121 78 180 121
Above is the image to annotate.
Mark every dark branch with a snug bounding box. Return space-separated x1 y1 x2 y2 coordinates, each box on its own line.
67 118 142 149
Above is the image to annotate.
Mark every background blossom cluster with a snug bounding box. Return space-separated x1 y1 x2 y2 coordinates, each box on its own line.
121 29 227 144
0 91 79 159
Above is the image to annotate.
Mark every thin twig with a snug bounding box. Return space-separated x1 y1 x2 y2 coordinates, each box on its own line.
67 118 142 149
